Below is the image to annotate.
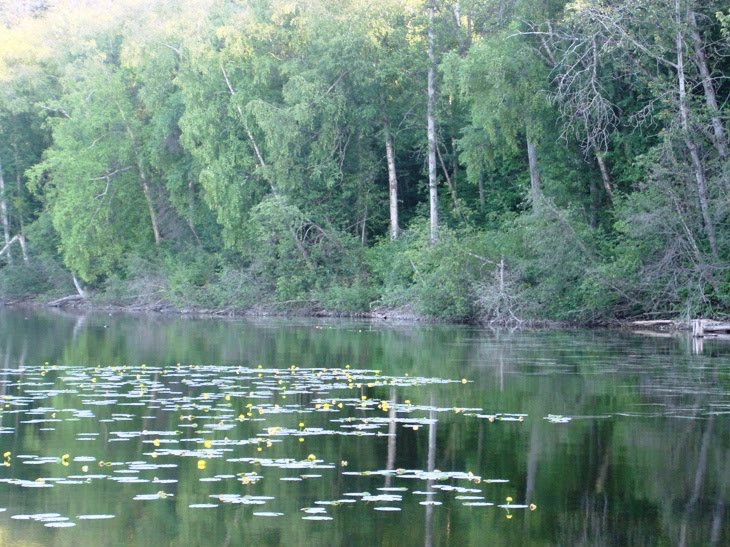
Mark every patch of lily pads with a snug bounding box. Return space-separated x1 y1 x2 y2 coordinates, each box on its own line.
0 362 539 530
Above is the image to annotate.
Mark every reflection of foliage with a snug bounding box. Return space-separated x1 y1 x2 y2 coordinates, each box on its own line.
1 310 728 544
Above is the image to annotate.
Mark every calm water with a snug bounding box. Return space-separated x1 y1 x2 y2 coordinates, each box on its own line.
0 309 728 546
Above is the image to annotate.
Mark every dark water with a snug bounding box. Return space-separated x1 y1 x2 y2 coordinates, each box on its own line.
0 309 728 546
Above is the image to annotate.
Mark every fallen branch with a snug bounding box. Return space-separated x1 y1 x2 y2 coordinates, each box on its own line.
0 234 28 263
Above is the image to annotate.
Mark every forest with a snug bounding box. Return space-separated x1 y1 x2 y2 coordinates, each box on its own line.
0 0 728 323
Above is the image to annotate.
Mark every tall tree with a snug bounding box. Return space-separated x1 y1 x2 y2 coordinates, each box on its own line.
427 0 439 242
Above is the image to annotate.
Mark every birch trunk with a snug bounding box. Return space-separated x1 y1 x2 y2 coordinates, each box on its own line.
140 172 162 245
595 151 613 200
427 1 438 243
17 234 27 263
12 145 24 235
72 275 86 299
675 0 717 258
0 159 11 263
383 118 399 240
115 102 162 245
688 9 727 161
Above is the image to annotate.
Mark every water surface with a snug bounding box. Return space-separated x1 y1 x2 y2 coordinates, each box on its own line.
0 309 728 546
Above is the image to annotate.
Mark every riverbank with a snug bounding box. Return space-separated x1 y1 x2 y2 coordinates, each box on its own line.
0 292 695 331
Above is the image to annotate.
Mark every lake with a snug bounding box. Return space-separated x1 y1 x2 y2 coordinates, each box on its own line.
0 308 728 545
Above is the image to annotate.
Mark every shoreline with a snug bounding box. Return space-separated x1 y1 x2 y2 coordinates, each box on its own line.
0 294 694 331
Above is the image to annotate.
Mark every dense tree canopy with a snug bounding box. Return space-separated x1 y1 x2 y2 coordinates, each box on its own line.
0 0 728 321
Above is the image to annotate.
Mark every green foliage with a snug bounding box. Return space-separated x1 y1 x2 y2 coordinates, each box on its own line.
0 258 72 300
370 220 495 321
243 195 368 309
0 0 727 322
93 249 263 311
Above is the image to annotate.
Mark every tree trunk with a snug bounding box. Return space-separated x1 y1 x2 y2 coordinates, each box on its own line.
140 172 162 245
451 137 459 192
0 234 27 263
115 102 162 246
11 144 25 235
526 133 542 210
0 159 11 263
17 234 27 263
595 151 613 200
72 275 86 299
427 0 438 243
688 9 727 162
589 170 599 228
384 118 399 240
437 145 458 203
361 202 368 246
675 0 717 258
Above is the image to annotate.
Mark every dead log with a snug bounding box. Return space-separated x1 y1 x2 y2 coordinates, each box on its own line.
631 320 676 327
692 319 730 337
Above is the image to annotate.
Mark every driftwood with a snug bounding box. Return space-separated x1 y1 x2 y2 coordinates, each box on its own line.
631 320 676 327
692 319 730 338
629 319 730 340
47 294 84 307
